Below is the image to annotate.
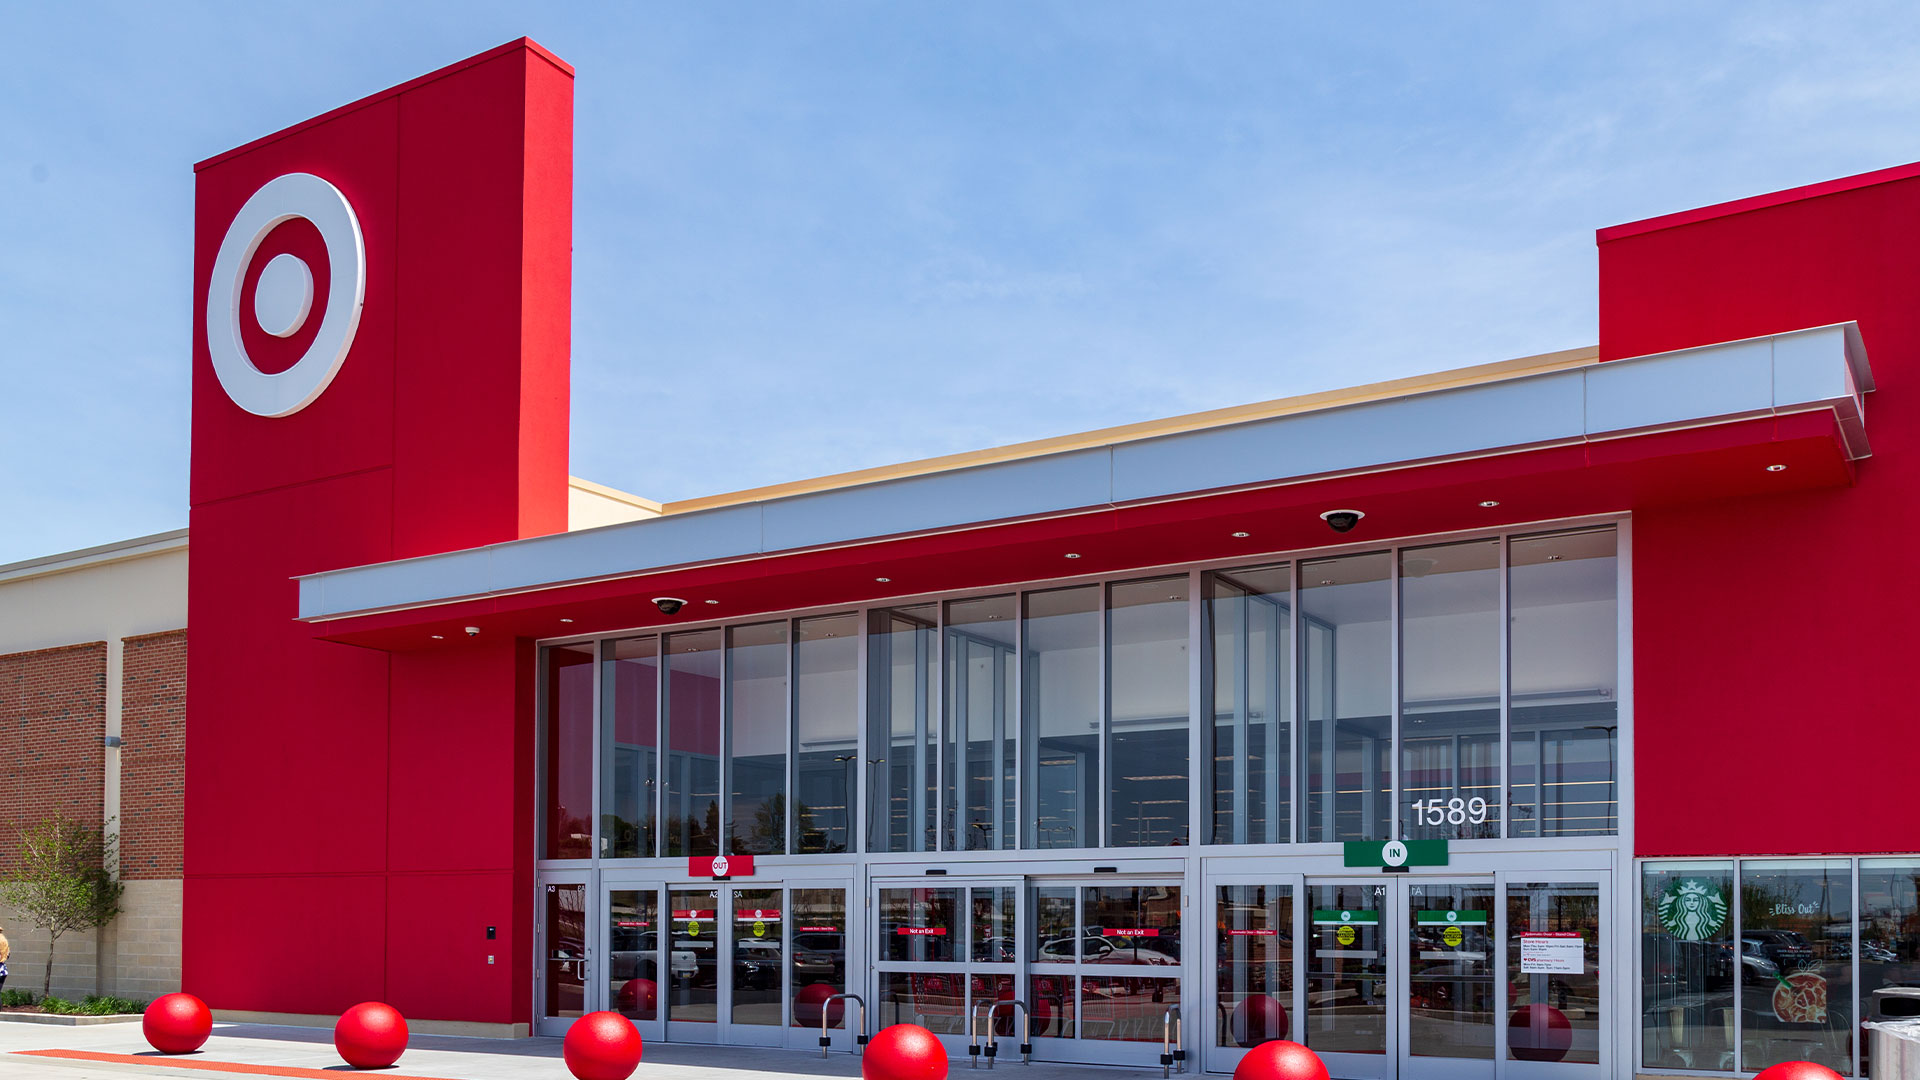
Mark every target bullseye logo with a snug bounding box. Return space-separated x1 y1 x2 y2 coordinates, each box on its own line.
205 172 365 417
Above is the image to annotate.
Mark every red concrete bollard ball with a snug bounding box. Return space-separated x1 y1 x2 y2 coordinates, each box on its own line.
1754 1063 1845 1080
793 982 844 1027
143 993 213 1054
1507 1004 1573 1063
334 1001 409 1069
863 1023 949 1080
1230 994 1290 1048
563 1011 644 1080
1232 1039 1329 1080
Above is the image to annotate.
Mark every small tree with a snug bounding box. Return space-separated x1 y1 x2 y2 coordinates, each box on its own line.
0 817 125 998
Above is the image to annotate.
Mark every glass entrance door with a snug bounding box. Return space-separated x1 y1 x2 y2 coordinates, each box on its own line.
1028 879 1183 1065
652 880 851 1049
602 881 667 1045
537 871 593 1037
1403 880 1497 1080
1292 873 1608 1080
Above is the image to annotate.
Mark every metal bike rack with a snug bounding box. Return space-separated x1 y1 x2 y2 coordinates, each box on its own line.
1160 1005 1185 1078
818 993 869 1058
982 999 1032 1068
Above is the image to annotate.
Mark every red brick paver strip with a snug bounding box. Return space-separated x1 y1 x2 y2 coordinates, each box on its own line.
13 1048 464 1080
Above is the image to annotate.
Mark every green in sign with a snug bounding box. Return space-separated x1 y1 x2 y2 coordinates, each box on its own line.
1311 909 1381 925
1343 840 1448 868
1415 909 1488 926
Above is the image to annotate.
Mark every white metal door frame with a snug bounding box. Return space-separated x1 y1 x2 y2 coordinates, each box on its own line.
535 868 597 1038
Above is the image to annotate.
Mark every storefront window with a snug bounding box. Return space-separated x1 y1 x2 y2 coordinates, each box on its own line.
1741 860 1853 1075
867 605 936 853
663 630 722 858
1108 577 1189 847
542 644 595 859
1206 565 1291 846
1301 553 1391 843
946 595 1016 851
1642 862 1735 1071
1400 539 1500 840
1861 859 1920 1078
726 621 788 855
972 886 1016 963
794 614 857 853
601 636 659 858
1509 528 1618 837
1024 586 1100 849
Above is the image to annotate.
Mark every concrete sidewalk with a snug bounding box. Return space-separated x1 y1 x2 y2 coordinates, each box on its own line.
0 1020 1146 1080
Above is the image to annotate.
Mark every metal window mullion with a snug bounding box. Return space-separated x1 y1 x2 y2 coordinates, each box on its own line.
721 628 734 856
1499 535 1512 840
1290 566 1302 845
1732 859 1744 1072
953 637 972 850
1188 568 1205 850
654 637 666 858
1852 857 1862 1079
591 638 605 862
992 643 1007 851
786 619 798 856
855 613 869 855
1098 585 1111 850
932 602 946 852
1014 595 1028 851
1232 580 1251 844
1389 548 1402 841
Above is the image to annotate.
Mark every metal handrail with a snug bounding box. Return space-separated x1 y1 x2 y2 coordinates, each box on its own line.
1161 1004 1184 1078
983 999 1031 1068
818 993 869 1058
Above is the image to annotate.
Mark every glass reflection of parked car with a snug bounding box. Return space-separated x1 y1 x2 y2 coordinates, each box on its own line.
792 932 846 981
1743 930 1815 972
609 927 661 981
1039 935 1178 965
735 939 782 989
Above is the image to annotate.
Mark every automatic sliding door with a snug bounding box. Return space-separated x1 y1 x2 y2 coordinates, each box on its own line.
1305 881 1391 1080
1503 875 1607 1078
605 883 665 1044
1207 875 1303 1075
668 888 720 1040
730 887 784 1045
1405 881 1496 1080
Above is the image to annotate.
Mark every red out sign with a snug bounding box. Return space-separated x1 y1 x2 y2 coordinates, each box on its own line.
689 855 754 878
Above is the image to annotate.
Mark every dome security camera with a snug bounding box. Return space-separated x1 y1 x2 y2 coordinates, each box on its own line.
652 597 687 616
1320 509 1365 534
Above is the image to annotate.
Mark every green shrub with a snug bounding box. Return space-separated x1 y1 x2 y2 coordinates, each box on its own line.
78 995 147 1015
39 996 74 1014
0 988 34 1007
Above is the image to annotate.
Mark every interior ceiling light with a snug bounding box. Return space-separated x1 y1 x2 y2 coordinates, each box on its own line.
1766 464 1788 472
1479 500 1500 508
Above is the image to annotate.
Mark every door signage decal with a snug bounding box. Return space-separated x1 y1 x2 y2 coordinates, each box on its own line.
1518 931 1585 974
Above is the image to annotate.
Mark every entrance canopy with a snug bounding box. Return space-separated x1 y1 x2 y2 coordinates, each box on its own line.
297 322 1870 650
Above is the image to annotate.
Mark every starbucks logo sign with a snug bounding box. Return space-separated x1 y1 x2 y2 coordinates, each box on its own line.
1657 878 1728 941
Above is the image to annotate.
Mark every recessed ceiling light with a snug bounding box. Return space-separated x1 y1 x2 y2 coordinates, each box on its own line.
875 577 891 583
704 599 720 605
1547 554 1564 561
1319 579 1334 586
1766 464 1787 472
1064 553 1082 559
1479 500 1500 508
559 618 573 623
431 634 444 640
1231 531 1250 538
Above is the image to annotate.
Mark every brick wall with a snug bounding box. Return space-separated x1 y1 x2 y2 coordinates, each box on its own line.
121 630 186 879
0 641 106 872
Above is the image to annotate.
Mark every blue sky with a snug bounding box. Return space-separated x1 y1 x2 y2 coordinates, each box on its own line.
5 3 1920 564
